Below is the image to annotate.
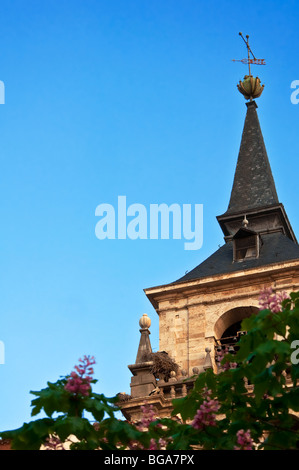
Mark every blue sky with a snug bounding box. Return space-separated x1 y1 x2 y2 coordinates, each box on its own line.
1 0 299 430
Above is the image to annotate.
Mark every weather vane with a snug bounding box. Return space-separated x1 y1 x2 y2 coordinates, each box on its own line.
233 33 266 101
232 32 266 76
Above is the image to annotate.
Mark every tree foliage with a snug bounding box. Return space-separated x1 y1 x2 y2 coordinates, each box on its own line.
1 290 299 450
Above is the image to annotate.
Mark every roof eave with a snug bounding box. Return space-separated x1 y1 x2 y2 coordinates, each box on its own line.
144 258 299 311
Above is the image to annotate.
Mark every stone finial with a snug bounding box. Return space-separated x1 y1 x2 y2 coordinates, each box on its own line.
242 215 249 228
134 315 152 364
127 313 156 399
203 347 213 371
169 370 177 383
139 313 151 329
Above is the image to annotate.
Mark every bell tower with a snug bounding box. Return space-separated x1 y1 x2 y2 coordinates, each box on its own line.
120 36 299 422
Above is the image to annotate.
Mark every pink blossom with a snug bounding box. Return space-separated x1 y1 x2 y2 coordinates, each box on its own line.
216 347 238 371
234 429 253 450
65 355 96 397
258 287 289 313
191 390 220 430
147 437 167 450
138 403 156 430
44 436 65 450
128 403 168 450
149 438 157 450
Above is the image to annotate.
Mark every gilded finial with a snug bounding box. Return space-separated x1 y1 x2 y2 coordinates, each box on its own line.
237 75 265 100
232 33 265 100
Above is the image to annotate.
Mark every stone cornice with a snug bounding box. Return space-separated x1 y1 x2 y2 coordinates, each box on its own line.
144 259 299 311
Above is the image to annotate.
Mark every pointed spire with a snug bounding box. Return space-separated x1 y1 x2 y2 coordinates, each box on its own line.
127 314 157 398
203 347 213 371
135 314 152 364
217 100 297 243
226 100 279 215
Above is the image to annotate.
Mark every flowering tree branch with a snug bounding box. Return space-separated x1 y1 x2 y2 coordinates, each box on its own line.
1 289 299 450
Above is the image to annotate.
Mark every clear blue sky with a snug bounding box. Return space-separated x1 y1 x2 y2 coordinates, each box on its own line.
1 0 299 430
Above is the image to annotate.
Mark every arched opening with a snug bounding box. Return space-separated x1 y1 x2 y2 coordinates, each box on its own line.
214 306 258 340
220 320 243 345
214 306 259 370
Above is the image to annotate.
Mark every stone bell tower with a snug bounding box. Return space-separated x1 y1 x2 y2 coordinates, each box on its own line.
120 66 299 422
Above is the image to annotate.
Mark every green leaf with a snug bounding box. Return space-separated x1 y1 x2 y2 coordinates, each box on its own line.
171 394 199 422
30 380 70 417
284 388 299 411
54 416 95 442
0 418 54 450
84 394 119 422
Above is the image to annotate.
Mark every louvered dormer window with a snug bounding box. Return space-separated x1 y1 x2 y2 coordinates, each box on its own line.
233 227 260 262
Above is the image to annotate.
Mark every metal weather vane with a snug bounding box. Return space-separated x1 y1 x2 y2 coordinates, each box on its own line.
232 32 266 76
233 32 266 101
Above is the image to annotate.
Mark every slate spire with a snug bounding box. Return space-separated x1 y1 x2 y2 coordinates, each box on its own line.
217 99 296 243
175 94 299 285
225 100 279 215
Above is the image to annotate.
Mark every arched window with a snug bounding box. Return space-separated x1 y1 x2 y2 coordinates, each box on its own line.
214 306 258 340
220 320 243 345
214 306 258 371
